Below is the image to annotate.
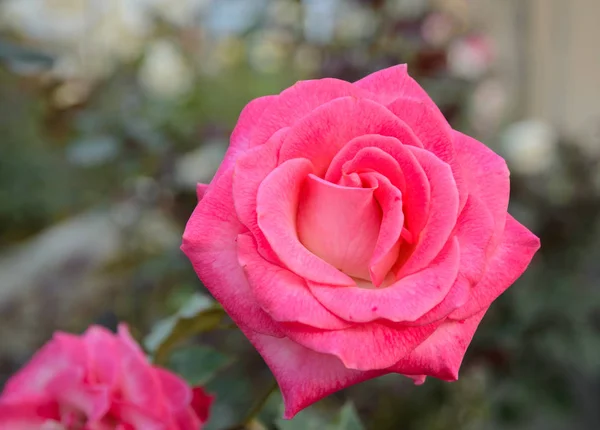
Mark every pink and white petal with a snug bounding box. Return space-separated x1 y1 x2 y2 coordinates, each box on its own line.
453 195 495 284
249 79 367 148
1 333 87 401
239 327 385 419
281 319 441 371
397 147 459 278
279 97 424 177
309 238 460 324
238 233 352 330
83 326 120 387
449 215 540 320
257 159 353 286
297 174 382 280
387 97 468 211
209 95 278 190
46 372 110 423
341 146 406 192
453 131 510 253
233 127 289 263
391 309 487 381
109 402 166 430
182 169 284 337
326 134 430 235
353 64 439 110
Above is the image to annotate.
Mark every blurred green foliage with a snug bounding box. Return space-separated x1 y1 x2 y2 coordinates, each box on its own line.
1 1 599 429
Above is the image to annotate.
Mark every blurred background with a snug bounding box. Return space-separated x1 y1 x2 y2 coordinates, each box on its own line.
1 0 599 429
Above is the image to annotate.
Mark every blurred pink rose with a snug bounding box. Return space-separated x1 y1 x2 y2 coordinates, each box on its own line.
0 324 212 430
182 64 540 418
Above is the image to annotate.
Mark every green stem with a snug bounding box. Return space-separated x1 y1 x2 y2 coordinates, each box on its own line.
240 378 279 428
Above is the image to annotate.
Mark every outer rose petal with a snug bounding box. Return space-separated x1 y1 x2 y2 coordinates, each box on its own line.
189 387 213 425
281 319 441 371
453 195 495 284
249 78 367 148
210 95 277 190
279 97 424 176
117 325 166 416
257 158 353 286
308 238 460 323
238 233 351 330
238 326 385 419
450 215 540 320
83 326 120 388
233 127 289 263
0 402 58 430
154 368 192 414
392 309 487 381
354 64 438 109
408 274 471 326
1 333 86 401
453 131 510 252
182 168 284 337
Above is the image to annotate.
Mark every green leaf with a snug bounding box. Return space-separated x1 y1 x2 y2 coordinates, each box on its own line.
275 399 365 430
145 293 225 364
335 403 365 430
167 345 233 385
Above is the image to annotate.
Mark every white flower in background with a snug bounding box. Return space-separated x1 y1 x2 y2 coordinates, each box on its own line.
248 29 291 74
138 39 194 99
469 78 508 136
336 2 378 42
448 35 494 80
501 120 558 176
0 0 153 79
384 0 429 19
421 12 455 47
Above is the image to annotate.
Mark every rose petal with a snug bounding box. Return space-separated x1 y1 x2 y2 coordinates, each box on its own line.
83 326 120 388
396 146 459 278
182 168 284 337
281 319 441 371
233 127 289 263
154 368 192 413
359 173 404 286
450 215 540 320
387 97 468 211
392 309 487 380
353 64 438 109
0 402 59 429
238 233 351 330
209 95 277 189
196 183 209 202
453 195 495 284
453 131 510 253
239 327 385 419
326 134 430 235
297 174 382 280
309 238 460 323
257 159 353 286
407 273 471 326
341 146 406 192
1 333 86 401
249 79 367 148
279 97 424 177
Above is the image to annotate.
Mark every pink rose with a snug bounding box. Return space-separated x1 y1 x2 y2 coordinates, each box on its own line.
182 65 540 418
0 324 212 430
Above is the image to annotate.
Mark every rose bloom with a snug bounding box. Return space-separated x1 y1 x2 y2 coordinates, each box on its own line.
182 65 540 418
0 324 212 430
